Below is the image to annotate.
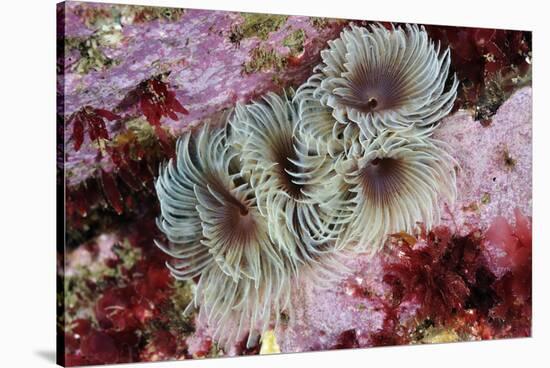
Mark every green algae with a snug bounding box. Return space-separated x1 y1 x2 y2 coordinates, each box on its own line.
155 281 195 336
310 16 344 30
228 24 244 46
112 118 159 152
481 192 491 205
271 74 284 88
78 4 185 30
310 17 329 30
206 342 224 358
283 29 306 56
109 117 173 164
239 13 288 40
66 36 114 73
419 327 461 344
76 4 116 29
474 65 532 124
242 47 287 74
122 6 185 23
65 29 122 74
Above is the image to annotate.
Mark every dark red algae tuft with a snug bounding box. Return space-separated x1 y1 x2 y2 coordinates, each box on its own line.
63 218 194 366
380 209 531 341
117 73 189 128
424 26 531 119
69 106 120 151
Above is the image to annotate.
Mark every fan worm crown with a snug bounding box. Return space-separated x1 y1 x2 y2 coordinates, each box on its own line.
337 127 457 252
317 24 458 137
155 123 294 348
153 22 461 350
230 92 356 262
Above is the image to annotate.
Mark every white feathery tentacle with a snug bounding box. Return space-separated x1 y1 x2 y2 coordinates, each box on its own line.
295 72 361 158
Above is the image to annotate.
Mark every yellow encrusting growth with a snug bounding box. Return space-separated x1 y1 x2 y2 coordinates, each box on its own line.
420 328 460 344
260 330 281 354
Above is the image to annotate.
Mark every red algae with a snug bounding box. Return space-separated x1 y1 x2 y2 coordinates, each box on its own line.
117 73 189 127
384 226 473 325
483 209 532 277
424 26 531 116
63 218 194 366
69 106 120 152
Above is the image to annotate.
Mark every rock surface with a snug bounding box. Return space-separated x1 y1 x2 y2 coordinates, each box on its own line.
436 87 532 234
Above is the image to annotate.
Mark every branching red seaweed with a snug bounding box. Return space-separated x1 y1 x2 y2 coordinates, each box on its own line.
69 106 120 151
425 26 531 121
382 211 531 341
117 73 188 127
63 219 194 366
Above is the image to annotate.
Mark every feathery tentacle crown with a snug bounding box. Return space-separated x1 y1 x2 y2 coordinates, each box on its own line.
298 23 459 250
315 24 458 137
336 128 457 253
154 23 459 348
229 92 353 264
155 123 292 347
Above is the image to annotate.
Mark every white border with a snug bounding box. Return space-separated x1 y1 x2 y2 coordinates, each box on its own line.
1 0 548 367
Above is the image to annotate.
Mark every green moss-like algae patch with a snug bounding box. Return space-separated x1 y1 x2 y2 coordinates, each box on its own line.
283 29 306 56
242 47 288 74
240 13 288 40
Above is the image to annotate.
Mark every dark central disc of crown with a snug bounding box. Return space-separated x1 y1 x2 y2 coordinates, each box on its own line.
226 207 256 245
359 157 403 205
367 97 378 110
206 174 257 245
344 67 405 113
272 134 304 199
224 198 256 245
